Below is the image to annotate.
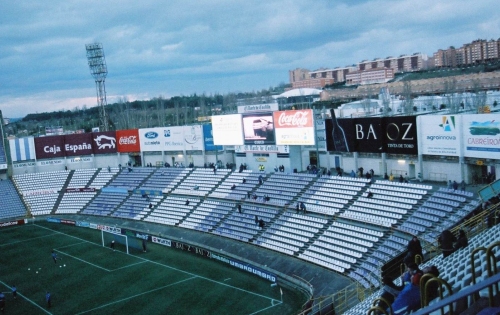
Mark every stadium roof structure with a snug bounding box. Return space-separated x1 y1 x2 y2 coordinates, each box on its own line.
278 88 322 98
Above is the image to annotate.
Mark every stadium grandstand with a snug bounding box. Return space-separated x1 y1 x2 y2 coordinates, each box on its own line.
1 106 500 314
0 163 499 314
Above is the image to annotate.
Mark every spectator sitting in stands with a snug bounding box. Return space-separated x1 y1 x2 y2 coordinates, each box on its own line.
296 202 300 214
392 262 423 314
193 185 199 190
377 276 402 313
185 199 190 206
367 191 374 198
300 202 306 214
264 195 270 202
421 265 440 303
242 178 246 184
252 194 257 200
149 203 153 209
230 184 236 190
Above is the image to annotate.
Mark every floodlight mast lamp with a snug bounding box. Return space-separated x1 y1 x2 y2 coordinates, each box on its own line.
85 43 109 132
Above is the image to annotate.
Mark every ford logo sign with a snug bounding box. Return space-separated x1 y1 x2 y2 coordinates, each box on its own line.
145 132 158 139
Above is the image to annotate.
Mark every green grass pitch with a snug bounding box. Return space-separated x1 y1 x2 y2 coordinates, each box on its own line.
0 221 307 315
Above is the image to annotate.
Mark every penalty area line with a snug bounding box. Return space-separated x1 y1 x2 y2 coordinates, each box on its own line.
74 276 198 315
0 280 53 315
248 300 283 315
53 249 110 272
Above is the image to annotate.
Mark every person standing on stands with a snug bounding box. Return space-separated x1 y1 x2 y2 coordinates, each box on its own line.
439 229 456 258
258 219 265 229
300 202 306 214
460 180 466 192
452 180 458 191
405 236 423 264
296 202 300 214
454 229 468 252
237 204 242 213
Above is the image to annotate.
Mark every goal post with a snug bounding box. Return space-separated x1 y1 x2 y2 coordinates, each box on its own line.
101 230 129 254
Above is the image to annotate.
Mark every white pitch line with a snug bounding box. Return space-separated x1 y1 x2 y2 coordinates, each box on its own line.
53 249 110 272
34 224 278 302
109 260 147 272
0 233 59 247
75 276 198 315
55 241 88 249
248 300 283 315
0 280 53 315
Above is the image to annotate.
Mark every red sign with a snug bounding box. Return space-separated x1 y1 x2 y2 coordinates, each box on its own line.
92 131 117 154
116 129 140 152
273 109 314 129
34 135 65 159
64 133 93 156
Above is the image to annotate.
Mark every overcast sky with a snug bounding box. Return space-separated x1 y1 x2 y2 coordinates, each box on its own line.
1 0 499 118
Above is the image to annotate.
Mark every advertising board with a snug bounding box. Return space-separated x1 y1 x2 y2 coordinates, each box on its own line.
9 137 35 162
242 113 275 145
211 114 244 145
116 129 140 153
273 109 315 145
418 115 461 156
34 135 65 159
463 114 500 159
92 131 117 154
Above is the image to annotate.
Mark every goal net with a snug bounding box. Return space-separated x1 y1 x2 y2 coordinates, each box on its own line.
101 230 129 254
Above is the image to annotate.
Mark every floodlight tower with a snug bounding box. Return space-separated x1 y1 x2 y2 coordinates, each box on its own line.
85 43 109 131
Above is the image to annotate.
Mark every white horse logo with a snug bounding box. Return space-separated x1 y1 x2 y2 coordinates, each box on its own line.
94 135 116 149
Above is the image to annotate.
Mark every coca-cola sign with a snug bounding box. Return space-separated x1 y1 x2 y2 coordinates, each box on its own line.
120 136 137 145
276 110 313 128
116 129 140 152
273 109 315 145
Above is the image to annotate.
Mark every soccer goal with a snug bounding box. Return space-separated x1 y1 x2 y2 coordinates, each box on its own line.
101 230 129 254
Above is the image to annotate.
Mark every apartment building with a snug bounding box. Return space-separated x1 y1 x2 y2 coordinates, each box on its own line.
433 38 500 67
358 53 428 73
345 67 394 86
289 66 356 89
